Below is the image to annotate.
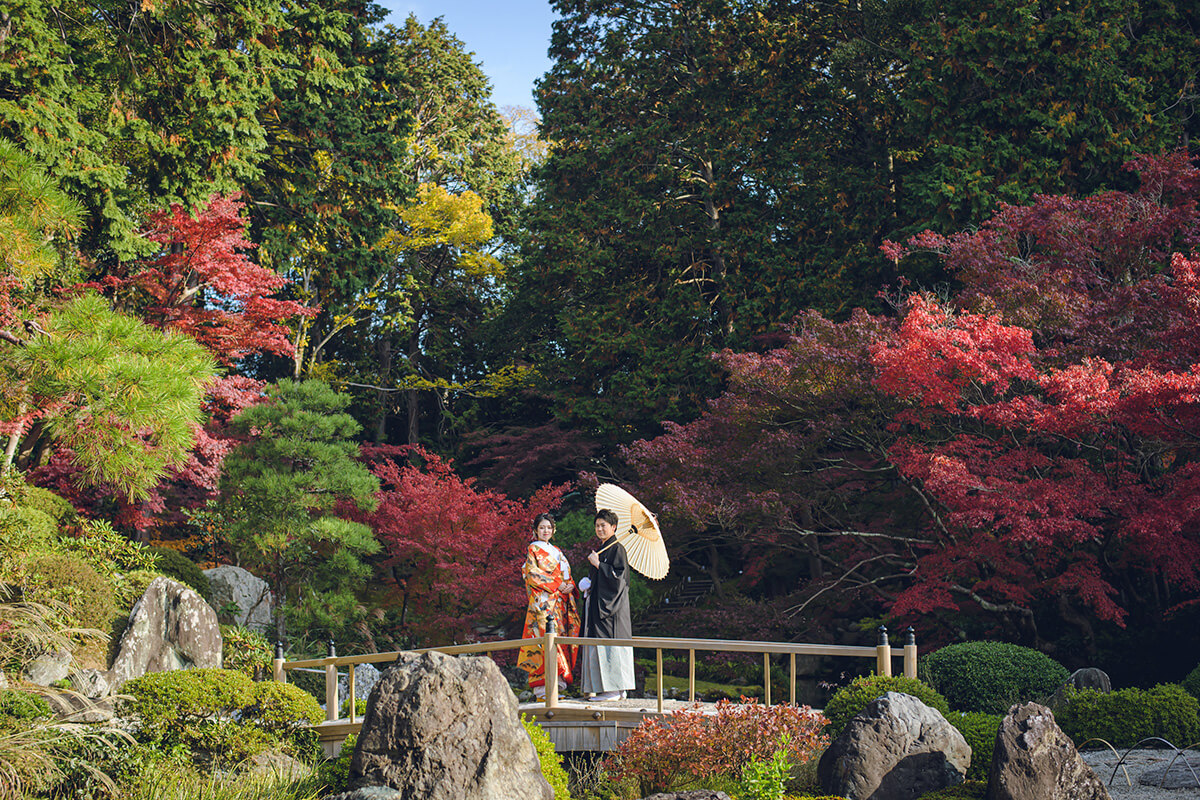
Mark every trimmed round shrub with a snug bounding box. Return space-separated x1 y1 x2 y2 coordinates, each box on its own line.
243 681 323 731
522 714 571 800
0 506 59 558
920 641 1069 714
1056 683 1200 748
19 486 76 527
1183 663 1200 700
945 711 1001 780
823 674 950 739
148 547 210 597
120 668 255 731
25 551 117 630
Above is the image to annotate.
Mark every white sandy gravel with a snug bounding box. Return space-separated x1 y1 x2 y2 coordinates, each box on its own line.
1081 748 1200 799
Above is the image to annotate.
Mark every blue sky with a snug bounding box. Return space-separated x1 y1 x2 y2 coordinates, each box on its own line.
376 1 558 111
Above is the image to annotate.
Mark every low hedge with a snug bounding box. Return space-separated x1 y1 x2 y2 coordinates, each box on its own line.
920 641 1069 714
823 674 949 739
945 711 1001 781
1056 683 1200 748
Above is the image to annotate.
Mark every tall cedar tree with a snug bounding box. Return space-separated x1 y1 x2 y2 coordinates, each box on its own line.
511 0 1198 444
355 445 569 645
218 380 380 643
0 0 289 260
626 152 1200 680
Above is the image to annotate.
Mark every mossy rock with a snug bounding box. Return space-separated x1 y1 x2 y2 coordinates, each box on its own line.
920 641 1069 714
824 674 950 739
148 547 210 597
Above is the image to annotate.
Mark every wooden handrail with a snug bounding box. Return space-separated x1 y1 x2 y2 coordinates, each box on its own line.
273 627 917 725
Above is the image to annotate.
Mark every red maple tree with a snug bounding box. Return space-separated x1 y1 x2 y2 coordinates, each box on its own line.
627 152 1200 664
355 445 571 645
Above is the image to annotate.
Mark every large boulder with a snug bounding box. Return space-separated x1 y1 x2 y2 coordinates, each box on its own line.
109 576 222 687
818 691 971 800
349 650 552 800
203 565 273 633
986 702 1110 800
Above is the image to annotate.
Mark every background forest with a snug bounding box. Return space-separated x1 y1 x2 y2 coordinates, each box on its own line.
2 0 1200 690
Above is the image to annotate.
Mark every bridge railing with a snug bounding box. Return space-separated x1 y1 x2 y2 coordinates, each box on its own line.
273 625 917 726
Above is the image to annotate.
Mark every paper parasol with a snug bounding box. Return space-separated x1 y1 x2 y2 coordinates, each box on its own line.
595 483 670 580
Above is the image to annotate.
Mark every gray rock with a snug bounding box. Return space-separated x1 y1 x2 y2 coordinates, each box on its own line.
986 702 1110 800
641 792 733 800
242 749 313 781
818 691 971 800
22 649 71 686
350 650 553 800
203 565 273 633
109 577 223 687
1051 668 1113 708
70 668 114 699
0 671 8 689
339 662 381 701
1138 753 1200 789
43 691 114 723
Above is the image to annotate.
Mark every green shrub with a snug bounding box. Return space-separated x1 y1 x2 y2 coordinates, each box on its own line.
1183 663 1200 700
112 569 161 610
18 486 76 527
920 641 1069 714
824 674 950 739
68 519 158 573
0 689 52 722
1056 683 1200 748
120 668 255 732
148 547 210 596
523 715 571 800
318 733 358 795
244 681 323 732
945 712 1000 780
221 624 272 679
916 781 987 799
25 551 117 630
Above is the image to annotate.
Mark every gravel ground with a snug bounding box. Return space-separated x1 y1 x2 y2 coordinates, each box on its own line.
1081 749 1200 799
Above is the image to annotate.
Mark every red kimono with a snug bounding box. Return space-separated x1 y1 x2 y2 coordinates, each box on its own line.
517 540 581 688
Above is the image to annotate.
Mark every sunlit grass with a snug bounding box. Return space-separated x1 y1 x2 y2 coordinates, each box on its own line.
123 760 328 800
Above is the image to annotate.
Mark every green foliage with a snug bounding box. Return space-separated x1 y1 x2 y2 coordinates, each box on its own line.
148 547 210 597
220 625 272 679
17 485 75 527
217 379 380 642
1056 684 1200 748
24 551 117 631
945 712 1001 781
0 690 51 722
1183 663 1200 700
823 675 950 740
915 781 988 799
317 733 358 796
66 518 158 573
522 715 572 800
112 570 162 611
120 669 256 733
17 294 217 500
921 641 1070 714
739 733 792 800
243 681 323 733
0 506 57 559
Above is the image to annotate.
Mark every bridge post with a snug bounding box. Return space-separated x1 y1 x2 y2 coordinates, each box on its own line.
325 639 338 723
876 626 892 677
903 627 917 679
273 641 286 683
545 616 558 708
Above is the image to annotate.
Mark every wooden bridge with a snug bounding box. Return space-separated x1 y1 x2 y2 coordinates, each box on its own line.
273 626 918 756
